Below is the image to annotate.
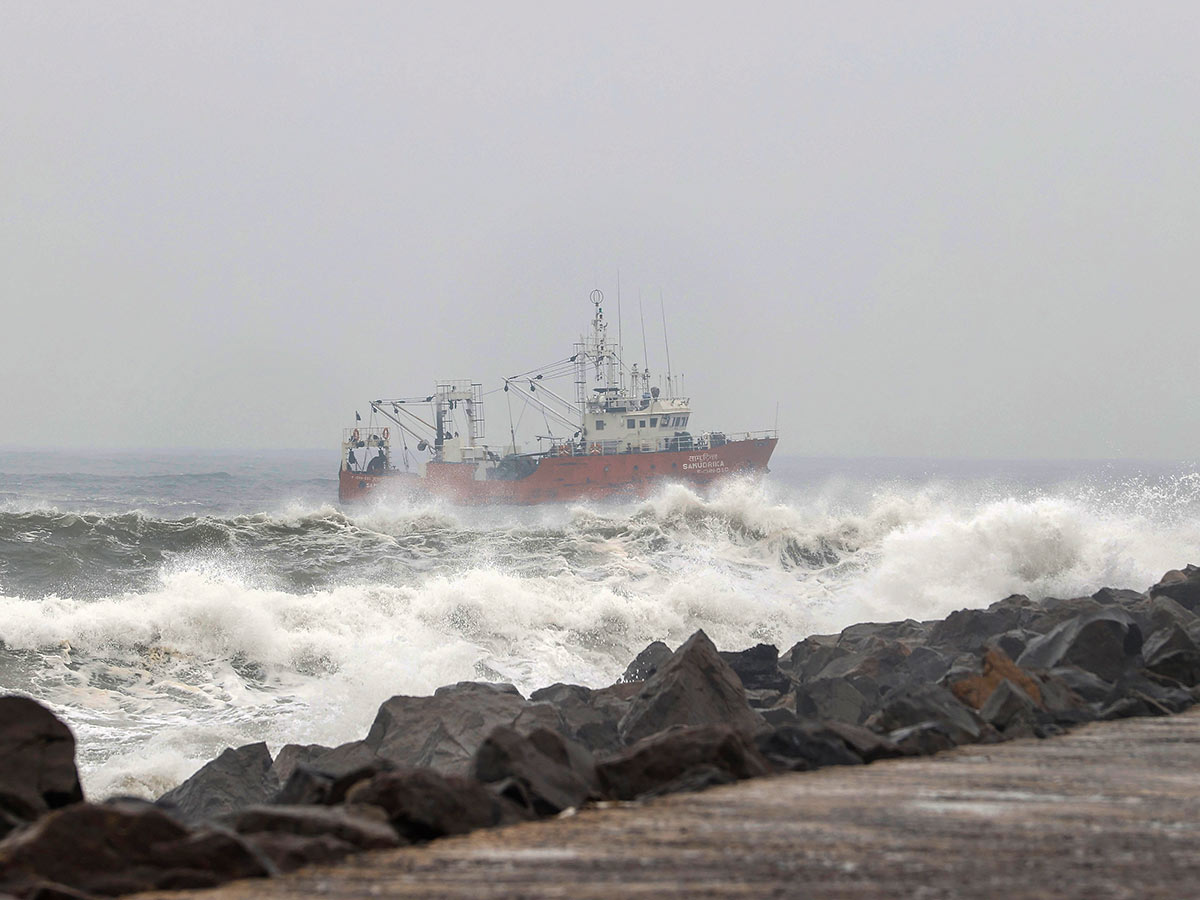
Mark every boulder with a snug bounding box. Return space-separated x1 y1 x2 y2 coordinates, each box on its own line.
820 720 904 762
984 630 1032 662
754 723 863 771
928 605 1025 654
886 721 959 756
364 682 554 776
718 644 790 692
617 631 765 745
239 832 359 874
226 804 400 852
157 742 276 823
620 641 673 682
471 727 596 816
597 724 771 801
1017 609 1143 682
1026 597 1109 635
528 683 635 754
835 619 930 650
0 800 268 897
1142 625 1200 686
783 638 848 684
274 757 393 807
1149 566 1200 613
949 648 1044 711
866 684 984 745
1048 666 1113 704
978 679 1039 732
344 768 521 842
0 697 83 833
792 678 868 724
267 744 331 787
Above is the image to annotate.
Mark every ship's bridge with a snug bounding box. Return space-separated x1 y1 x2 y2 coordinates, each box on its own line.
582 391 693 453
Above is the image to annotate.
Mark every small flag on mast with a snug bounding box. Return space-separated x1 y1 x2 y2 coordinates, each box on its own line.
355 411 361 421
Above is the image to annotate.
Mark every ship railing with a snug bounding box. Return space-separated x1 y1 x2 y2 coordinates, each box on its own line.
569 430 778 457
342 427 391 447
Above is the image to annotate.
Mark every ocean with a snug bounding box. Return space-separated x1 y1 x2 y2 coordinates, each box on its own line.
1 449 1197 800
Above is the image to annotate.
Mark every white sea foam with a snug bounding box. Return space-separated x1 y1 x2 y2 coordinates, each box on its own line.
1 470 1198 798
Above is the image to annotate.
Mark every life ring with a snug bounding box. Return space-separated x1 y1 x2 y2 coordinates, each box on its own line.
382 427 389 441
589 444 601 455
351 428 360 442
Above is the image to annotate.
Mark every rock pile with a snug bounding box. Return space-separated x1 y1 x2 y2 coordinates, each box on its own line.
2 565 1199 898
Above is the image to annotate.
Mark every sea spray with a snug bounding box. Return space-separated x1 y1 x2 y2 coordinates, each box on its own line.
1 454 1199 797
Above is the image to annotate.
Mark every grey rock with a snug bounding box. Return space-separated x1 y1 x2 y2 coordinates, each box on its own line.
1018 609 1143 682
867 684 983 745
718 644 790 692
620 641 673 682
157 742 276 823
597 724 771 801
792 677 868 725
618 630 765 745
0 696 83 834
344 768 523 842
471 726 596 816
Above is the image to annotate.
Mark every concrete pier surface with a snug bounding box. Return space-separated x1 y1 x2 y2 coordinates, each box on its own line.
140 710 1200 899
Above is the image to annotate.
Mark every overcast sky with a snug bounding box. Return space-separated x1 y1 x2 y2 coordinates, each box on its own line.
2 3 1197 458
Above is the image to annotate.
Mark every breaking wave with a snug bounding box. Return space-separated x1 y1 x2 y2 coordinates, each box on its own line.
1 465 1199 798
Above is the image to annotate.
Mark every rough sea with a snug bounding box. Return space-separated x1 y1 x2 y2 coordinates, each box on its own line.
1 449 1198 800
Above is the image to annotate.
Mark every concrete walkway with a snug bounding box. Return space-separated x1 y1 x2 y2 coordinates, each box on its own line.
141 711 1200 899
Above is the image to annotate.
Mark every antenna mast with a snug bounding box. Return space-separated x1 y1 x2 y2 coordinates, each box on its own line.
660 289 673 398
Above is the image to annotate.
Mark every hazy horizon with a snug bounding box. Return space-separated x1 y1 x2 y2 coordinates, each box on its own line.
4 3 1198 459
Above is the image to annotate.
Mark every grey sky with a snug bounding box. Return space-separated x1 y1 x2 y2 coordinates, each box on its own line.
2 3 1197 458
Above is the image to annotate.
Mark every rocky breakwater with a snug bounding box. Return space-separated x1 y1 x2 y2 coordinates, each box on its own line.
2 564 1200 898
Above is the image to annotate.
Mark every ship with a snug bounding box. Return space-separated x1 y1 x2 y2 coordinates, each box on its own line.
338 290 777 504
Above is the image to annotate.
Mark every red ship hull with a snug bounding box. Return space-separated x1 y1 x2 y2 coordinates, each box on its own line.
338 437 777 505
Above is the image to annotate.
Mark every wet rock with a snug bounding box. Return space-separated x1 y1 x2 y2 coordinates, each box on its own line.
0 697 83 834
0 800 268 898
274 756 393 807
597 725 771 801
949 648 1044 711
1017 610 1143 682
719 644 790 692
820 720 904 762
618 631 766 745
344 768 520 842
226 803 400 852
364 682 549 776
239 832 358 874
836 620 931 651
887 721 959 756
929 605 1025 654
528 683 635 754
1142 625 1200 686
268 744 331 787
636 765 737 798
984 630 1032 662
157 742 276 823
792 678 868 725
754 723 863 771
1026 597 1109 635
782 637 847 684
620 641 673 683
1091 587 1145 606
866 684 984 745
1048 666 1114 704
978 679 1040 732
1149 566 1200 613
471 727 596 816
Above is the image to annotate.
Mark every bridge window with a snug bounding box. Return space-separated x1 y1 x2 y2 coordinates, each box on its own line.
627 418 635 428
639 419 646 428
595 420 606 431
650 418 657 427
